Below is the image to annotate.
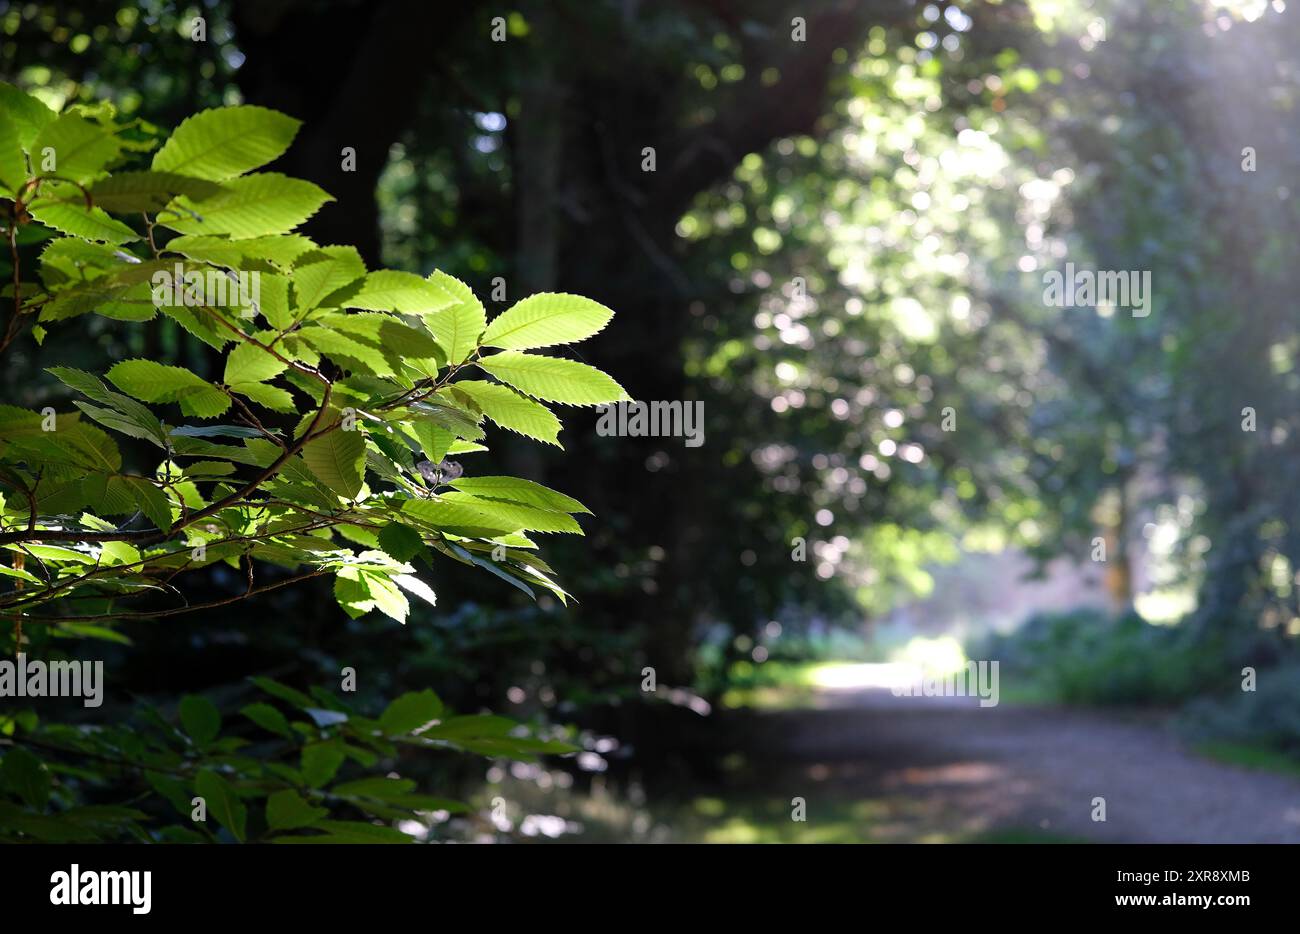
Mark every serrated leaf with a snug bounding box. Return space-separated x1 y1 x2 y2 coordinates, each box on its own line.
376 522 425 563
297 326 395 377
88 171 224 212
317 312 443 361
165 235 315 271
411 421 453 465
233 381 296 413
292 246 366 311
477 350 629 405
122 476 174 531
160 302 231 350
346 270 453 314
152 105 301 180
300 425 366 499
394 573 436 608
0 82 57 150
401 498 530 537
31 111 122 184
437 491 583 533
107 359 230 418
257 273 292 328
451 380 562 446
223 340 287 385
448 476 591 514
39 257 169 321
160 172 333 239
28 201 138 244
365 571 409 623
481 293 614 350
425 271 485 364
72 401 163 446
0 109 28 196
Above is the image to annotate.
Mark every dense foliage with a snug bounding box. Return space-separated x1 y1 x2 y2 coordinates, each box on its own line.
0 86 625 840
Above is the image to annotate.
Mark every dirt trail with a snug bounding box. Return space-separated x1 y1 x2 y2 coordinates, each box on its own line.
738 690 1300 843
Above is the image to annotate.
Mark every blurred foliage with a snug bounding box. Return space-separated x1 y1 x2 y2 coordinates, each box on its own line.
979 608 1223 706
0 679 571 842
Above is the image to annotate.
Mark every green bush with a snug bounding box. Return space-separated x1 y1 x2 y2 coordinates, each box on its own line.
1178 662 1300 757
979 609 1222 707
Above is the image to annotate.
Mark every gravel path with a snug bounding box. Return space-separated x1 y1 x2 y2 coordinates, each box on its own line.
735 690 1300 843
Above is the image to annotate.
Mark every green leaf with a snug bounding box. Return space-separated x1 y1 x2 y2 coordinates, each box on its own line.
13 544 95 564
265 790 327 830
0 82 57 150
346 270 453 314
98 539 140 566
477 350 629 405
481 293 614 350
241 702 292 737
194 770 247 843
233 381 296 413
1 747 51 809
28 201 138 244
87 171 224 212
394 573 437 608
32 421 122 472
297 327 395 377
292 247 366 312
106 359 230 418
449 476 591 514
160 302 231 350
123 476 174 531
179 694 221 745
365 571 409 623
165 235 315 271
376 522 426 563
152 105 301 181
160 172 333 239
378 689 443 735
437 491 583 533
223 341 287 385
55 366 169 447
301 742 346 788
250 676 315 710
257 274 292 328
333 566 375 619
403 502 525 538
0 109 28 196
411 421 453 464
317 311 444 361
31 111 122 183
451 380 562 446
300 425 366 499
39 257 169 322
425 271 486 364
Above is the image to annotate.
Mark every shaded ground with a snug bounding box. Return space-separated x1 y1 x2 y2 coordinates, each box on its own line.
715 688 1300 843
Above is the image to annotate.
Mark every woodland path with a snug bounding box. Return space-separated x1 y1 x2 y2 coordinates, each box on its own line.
734 688 1300 843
